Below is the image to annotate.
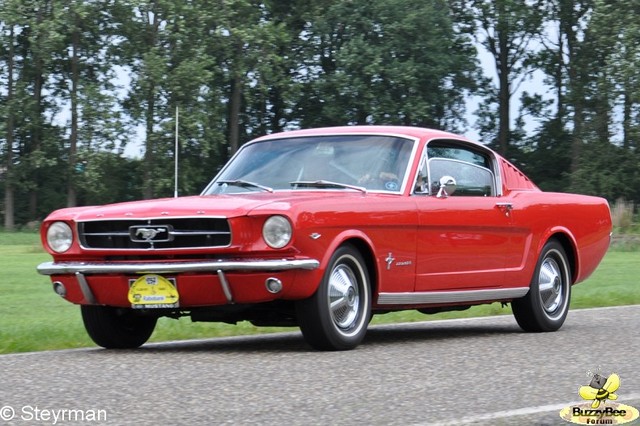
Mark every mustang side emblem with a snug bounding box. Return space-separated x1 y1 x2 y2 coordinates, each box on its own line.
385 253 412 270
129 225 173 243
385 252 395 270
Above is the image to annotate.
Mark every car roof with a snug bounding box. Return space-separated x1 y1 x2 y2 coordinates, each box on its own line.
251 125 473 143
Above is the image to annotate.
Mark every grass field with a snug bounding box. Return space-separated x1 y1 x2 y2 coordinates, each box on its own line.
1 231 639 354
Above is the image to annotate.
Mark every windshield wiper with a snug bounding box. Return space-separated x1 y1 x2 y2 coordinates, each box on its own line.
289 180 367 193
216 179 274 193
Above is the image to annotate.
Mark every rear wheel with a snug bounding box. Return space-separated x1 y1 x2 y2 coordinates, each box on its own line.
296 245 371 350
81 305 157 349
512 240 571 332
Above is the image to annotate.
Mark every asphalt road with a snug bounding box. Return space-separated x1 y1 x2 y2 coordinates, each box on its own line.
1 305 639 425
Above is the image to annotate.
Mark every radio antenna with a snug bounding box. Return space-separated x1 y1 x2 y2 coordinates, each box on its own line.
174 106 179 198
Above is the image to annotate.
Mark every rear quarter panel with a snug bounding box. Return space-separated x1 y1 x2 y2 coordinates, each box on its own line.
505 190 611 286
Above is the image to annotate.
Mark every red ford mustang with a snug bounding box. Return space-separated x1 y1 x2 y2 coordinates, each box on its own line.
37 126 612 350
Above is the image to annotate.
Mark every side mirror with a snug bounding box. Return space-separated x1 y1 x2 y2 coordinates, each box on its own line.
437 176 457 198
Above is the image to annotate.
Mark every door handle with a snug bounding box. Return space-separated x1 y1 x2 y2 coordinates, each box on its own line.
496 203 513 215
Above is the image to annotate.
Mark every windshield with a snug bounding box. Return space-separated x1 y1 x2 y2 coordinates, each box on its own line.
203 134 415 194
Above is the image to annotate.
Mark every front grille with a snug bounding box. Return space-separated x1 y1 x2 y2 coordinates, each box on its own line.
78 218 231 250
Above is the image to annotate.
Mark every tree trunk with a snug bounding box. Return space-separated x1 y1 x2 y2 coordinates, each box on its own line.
497 9 510 157
29 1 51 221
67 26 80 207
142 6 160 199
4 25 16 230
228 73 242 155
143 84 155 199
555 27 564 124
622 84 632 151
4 188 14 231
564 1 583 175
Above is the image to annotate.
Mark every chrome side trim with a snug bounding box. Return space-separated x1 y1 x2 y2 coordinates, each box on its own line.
377 287 529 305
37 259 320 276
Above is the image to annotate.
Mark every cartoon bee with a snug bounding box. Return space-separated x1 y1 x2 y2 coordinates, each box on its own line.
579 373 620 408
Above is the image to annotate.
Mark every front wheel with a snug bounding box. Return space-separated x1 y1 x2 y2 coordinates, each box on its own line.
81 305 157 349
296 245 371 350
512 240 572 332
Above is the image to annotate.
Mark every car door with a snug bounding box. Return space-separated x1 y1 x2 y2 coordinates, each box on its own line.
413 140 514 292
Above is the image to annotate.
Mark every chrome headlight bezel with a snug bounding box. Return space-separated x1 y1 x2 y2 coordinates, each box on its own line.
46 221 74 253
262 215 292 249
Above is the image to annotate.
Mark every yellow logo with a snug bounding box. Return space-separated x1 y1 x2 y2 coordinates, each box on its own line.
560 372 639 425
579 373 620 408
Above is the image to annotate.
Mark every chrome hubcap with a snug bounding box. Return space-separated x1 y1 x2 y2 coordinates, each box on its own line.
538 256 564 314
328 264 360 329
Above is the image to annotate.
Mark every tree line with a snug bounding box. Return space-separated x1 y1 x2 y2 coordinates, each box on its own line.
1 0 639 229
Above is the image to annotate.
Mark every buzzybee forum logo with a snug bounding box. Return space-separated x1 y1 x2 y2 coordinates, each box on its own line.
560 370 639 425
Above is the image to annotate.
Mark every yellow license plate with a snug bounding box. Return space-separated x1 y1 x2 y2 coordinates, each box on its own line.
128 274 179 309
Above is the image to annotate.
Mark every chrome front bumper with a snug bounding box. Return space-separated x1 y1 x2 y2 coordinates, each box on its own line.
37 258 320 276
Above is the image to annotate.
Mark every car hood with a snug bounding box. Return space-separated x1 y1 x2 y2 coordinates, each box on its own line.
45 192 368 222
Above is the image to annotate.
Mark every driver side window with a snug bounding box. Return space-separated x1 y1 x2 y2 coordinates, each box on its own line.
415 140 496 197
429 158 494 196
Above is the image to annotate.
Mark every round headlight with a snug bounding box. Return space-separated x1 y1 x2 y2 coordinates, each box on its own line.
47 221 73 253
262 215 292 249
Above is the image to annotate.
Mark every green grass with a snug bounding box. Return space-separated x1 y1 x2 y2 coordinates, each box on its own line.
1 231 638 353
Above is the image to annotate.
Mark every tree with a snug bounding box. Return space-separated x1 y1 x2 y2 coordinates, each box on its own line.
297 0 480 130
117 0 219 198
452 0 545 157
76 152 144 204
0 0 63 224
206 0 294 156
587 0 640 151
52 1 125 207
508 0 591 189
0 2 20 230
566 0 640 199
